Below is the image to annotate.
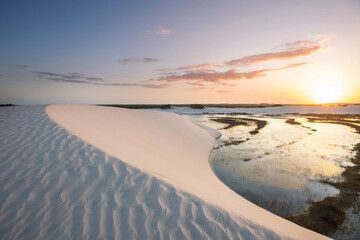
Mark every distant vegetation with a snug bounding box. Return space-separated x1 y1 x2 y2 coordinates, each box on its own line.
160 104 173 109
98 103 359 110
98 104 164 109
189 104 205 109
0 104 18 107
99 104 206 109
204 103 283 108
98 103 285 109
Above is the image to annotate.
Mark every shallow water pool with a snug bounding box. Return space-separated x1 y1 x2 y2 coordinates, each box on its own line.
184 114 360 217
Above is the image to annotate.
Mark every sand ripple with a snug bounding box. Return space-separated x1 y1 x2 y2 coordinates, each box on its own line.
0 106 290 239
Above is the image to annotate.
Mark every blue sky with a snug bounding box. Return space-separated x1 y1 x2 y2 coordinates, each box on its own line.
0 0 359 104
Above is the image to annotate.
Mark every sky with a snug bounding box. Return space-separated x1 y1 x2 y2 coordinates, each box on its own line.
0 0 359 105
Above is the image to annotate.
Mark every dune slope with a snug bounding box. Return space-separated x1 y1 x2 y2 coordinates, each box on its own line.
46 104 328 239
0 105 328 239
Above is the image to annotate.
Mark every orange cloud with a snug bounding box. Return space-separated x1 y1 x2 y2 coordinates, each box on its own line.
154 62 309 84
154 39 325 77
226 45 321 66
176 63 224 70
154 26 173 35
155 63 224 72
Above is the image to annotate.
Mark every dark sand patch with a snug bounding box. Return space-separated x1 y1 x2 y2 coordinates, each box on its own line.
210 117 267 134
210 117 267 148
285 118 317 132
285 118 302 125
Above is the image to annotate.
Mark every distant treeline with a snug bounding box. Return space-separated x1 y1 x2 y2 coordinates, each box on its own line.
0 104 18 107
98 103 358 109
98 104 206 109
98 103 285 109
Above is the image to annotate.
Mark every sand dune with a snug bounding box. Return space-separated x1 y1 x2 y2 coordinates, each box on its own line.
0 105 329 239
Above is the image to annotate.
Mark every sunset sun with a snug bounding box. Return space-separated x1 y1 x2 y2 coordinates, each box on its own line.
307 69 348 104
311 82 343 104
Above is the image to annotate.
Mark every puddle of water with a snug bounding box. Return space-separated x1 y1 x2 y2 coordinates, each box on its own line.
184 114 360 216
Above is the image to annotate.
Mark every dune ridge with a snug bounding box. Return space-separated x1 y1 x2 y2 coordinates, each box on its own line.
0 105 328 239
46 104 328 239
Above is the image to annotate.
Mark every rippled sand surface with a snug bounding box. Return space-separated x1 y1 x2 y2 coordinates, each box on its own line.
0 106 328 239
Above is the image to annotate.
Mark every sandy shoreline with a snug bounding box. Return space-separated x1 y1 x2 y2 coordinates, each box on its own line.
0 104 329 239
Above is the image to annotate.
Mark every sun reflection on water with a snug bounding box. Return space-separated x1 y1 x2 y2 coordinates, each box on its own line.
184 114 360 216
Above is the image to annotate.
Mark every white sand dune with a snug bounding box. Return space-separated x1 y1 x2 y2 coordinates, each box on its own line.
0 104 329 239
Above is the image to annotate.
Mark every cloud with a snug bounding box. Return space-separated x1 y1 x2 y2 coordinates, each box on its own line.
152 38 324 83
179 63 224 70
156 63 224 72
282 40 316 48
35 70 168 89
85 77 105 82
32 38 322 91
156 69 257 83
91 82 169 88
15 65 31 69
153 62 309 84
154 26 173 35
35 71 105 84
226 44 321 66
312 34 333 43
141 83 170 88
119 57 159 64
137 38 323 89
283 62 309 68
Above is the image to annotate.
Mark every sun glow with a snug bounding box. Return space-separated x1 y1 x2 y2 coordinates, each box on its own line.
311 82 343 103
307 69 347 104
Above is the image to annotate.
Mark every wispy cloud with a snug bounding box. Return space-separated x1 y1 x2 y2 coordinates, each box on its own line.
155 38 325 74
35 71 105 84
156 63 224 72
34 37 325 91
179 63 224 70
147 38 327 90
282 40 318 48
35 70 167 89
140 83 169 88
100 82 169 88
15 65 31 69
225 42 321 66
312 34 333 43
119 57 158 64
154 26 173 35
152 62 309 84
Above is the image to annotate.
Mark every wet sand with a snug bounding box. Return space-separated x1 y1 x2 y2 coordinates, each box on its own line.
286 115 360 237
203 114 360 238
